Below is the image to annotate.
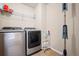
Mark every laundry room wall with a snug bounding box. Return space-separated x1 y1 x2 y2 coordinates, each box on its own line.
47 3 73 55
0 3 37 29
74 3 79 56
35 3 75 55
35 4 50 49
32 4 47 49
34 4 42 29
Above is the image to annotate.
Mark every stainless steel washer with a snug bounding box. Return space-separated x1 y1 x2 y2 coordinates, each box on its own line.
0 27 25 56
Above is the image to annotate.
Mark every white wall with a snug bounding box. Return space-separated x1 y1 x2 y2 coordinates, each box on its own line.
47 3 73 55
34 4 42 29
0 3 36 29
35 3 75 55
75 4 79 56
35 4 49 48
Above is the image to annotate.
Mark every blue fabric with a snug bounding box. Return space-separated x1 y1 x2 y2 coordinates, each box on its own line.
63 25 68 39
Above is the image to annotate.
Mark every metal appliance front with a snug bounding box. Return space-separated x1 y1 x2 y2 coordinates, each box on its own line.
25 30 41 55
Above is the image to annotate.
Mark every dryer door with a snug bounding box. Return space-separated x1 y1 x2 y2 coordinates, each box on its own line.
28 31 41 48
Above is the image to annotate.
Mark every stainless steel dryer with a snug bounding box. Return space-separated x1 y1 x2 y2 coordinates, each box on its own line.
24 28 41 55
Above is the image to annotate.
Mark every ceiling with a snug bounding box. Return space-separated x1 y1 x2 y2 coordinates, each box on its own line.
23 3 38 8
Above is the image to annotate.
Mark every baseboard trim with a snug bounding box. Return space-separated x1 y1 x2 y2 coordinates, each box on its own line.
51 48 63 56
